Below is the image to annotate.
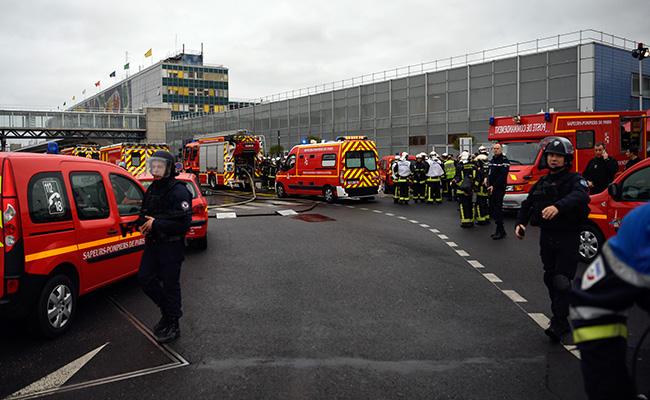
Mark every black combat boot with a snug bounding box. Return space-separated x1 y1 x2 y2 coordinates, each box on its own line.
492 224 507 240
153 315 173 336
156 317 180 344
545 316 571 342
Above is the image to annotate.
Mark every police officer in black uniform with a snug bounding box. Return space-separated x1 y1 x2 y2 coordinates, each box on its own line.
515 137 590 342
487 143 510 239
137 150 192 343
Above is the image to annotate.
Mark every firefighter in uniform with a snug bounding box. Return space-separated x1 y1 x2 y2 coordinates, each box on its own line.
260 157 270 190
137 150 192 344
412 153 428 203
444 154 457 201
267 158 278 190
391 155 401 203
393 152 412 205
515 137 590 342
474 146 490 225
454 151 478 227
487 142 510 240
425 151 444 204
570 202 650 400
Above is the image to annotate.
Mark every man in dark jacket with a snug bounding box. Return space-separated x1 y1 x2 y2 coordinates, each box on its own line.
137 150 192 343
487 143 510 239
515 137 590 342
582 142 619 194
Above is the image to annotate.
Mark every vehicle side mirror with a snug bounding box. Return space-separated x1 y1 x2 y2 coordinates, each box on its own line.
607 182 619 200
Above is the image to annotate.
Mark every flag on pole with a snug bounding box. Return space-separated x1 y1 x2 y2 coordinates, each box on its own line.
72 96 75 101
144 48 152 58
109 71 116 78
95 81 100 87
63 102 66 106
124 62 130 70
82 89 86 95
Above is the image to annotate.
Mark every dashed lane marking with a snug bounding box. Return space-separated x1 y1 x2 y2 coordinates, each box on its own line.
502 290 527 303
437 234 449 240
446 241 458 247
409 220 419 224
455 249 470 257
466 260 485 269
483 273 503 283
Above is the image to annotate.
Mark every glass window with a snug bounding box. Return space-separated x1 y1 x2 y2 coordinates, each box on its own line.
322 153 336 167
620 165 650 202
501 142 541 166
130 152 142 167
576 130 595 150
109 174 144 216
70 172 110 220
28 172 72 224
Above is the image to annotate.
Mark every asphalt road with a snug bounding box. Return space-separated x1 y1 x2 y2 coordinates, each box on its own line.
1 192 648 399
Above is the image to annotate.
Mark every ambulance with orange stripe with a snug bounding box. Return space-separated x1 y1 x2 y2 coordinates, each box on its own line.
182 130 264 189
0 152 147 338
100 142 170 177
275 136 380 203
488 110 648 209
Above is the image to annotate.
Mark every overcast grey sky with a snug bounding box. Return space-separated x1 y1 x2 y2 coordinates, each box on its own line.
0 0 647 110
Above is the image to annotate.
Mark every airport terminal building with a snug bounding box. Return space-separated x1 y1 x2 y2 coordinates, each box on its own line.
165 31 648 157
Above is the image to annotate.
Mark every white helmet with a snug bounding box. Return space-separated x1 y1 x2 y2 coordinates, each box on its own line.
442 153 448 158
401 151 409 159
478 145 488 154
394 155 401 161
460 151 470 162
430 151 437 158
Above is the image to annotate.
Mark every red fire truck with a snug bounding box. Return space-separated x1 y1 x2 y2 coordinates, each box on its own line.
100 143 170 177
183 130 264 189
60 144 101 159
488 110 649 209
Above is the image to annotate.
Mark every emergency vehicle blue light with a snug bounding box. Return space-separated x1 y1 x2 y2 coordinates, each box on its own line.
301 139 307 144
489 117 495 125
544 113 551 122
46 142 59 154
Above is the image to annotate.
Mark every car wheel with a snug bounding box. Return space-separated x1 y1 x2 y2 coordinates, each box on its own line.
33 275 77 338
579 224 605 263
209 174 217 190
323 186 336 203
276 183 287 198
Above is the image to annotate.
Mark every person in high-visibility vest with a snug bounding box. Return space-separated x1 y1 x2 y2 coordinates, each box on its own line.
444 154 457 201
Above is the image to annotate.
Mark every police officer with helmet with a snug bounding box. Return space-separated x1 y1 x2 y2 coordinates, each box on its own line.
137 150 192 343
515 137 590 342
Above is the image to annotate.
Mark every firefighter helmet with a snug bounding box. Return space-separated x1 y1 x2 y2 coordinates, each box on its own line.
460 151 470 162
478 145 488 154
401 152 409 159
147 150 176 178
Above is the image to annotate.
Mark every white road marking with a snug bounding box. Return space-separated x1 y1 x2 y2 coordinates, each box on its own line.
528 313 550 329
466 260 485 269
409 220 419 224
437 234 449 240
429 228 440 234
455 249 470 257
373 210 383 213
398 216 408 220
419 224 429 228
446 241 458 247
360 207 369 211
385 213 395 216
216 212 237 219
8 343 108 399
483 273 502 283
502 290 527 302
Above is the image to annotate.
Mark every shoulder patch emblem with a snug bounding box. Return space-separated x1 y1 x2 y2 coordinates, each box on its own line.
181 200 190 211
579 179 589 188
581 256 606 291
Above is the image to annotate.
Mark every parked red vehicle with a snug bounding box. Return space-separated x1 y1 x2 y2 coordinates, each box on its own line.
0 153 147 337
378 154 416 194
579 157 650 262
137 172 208 250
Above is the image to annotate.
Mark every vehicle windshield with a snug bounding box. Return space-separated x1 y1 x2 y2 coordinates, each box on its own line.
500 142 540 166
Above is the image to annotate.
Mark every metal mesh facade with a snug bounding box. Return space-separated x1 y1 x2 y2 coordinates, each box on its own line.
167 38 649 159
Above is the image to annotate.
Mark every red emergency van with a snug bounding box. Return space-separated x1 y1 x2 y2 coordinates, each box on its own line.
0 153 146 337
488 110 649 209
275 136 380 203
579 157 650 262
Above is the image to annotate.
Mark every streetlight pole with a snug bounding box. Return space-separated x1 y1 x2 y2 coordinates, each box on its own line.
632 42 649 111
